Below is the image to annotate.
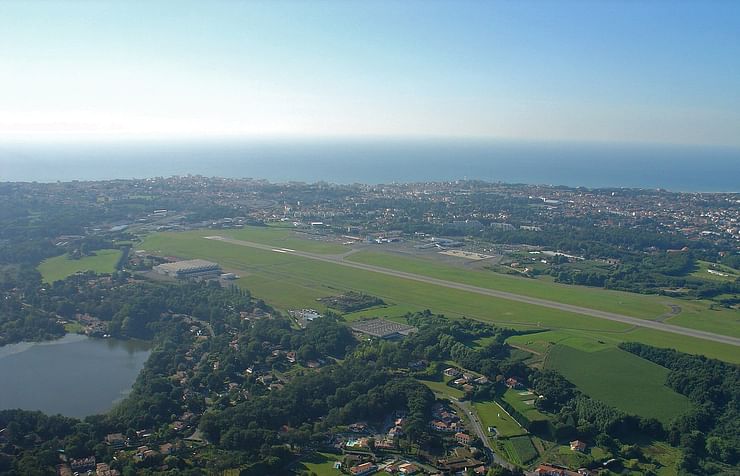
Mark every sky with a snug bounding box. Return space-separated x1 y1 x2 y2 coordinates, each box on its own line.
1 0 739 146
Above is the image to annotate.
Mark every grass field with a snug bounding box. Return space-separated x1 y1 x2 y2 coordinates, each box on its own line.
38 249 122 283
349 250 669 319
417 377 465 399
293 452 343 475
691 260 739 283
473 400 527 437
218 226 348 254
135 231 740 363
501 389 549 424
503 436 538 465
347 250 740 339
544 345 692 423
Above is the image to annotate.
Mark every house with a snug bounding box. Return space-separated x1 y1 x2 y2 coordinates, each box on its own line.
286 351 297 363
348 422 368 433
350 462 377 476
505 377 524 389
70 456 96 472
534 464 581 476
462 384 475 393
160 443 175 455
570 440 587 452
454 378 468 386
444 367 461 377
104 432 126 449
95 463 120 476
398 462 419 474
474 376 489 384
430 420 456 432
455 432 472 445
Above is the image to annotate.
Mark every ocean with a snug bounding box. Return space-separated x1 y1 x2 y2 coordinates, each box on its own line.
1 138 738 192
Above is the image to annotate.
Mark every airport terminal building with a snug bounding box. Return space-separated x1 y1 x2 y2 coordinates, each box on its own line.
154 259 222 280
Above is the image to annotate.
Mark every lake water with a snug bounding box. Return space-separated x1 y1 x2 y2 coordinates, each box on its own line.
0 334 151 418
1 138 739 192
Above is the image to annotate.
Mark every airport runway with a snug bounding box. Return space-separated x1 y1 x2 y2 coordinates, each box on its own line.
204 236 740 347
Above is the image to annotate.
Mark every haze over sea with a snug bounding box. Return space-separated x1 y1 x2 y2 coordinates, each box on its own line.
1 139 738 192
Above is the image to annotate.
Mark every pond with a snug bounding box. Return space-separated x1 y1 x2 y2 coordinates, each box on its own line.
0 334 151 418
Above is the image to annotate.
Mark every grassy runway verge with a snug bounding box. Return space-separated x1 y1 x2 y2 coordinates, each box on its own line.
136 230 740 363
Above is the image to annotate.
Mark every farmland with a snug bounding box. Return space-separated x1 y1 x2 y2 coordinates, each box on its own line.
135 230 740 363
544 345 693 423
37 249 122 284
502 436 538 465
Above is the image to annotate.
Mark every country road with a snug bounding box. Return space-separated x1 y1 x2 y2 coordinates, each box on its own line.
204 236 740 347
451 398 517 471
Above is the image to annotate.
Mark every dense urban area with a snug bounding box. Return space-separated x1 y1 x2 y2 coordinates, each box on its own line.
0 177 738 476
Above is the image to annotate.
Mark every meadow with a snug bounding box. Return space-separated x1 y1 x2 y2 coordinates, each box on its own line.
544 345 693 423
690 260 739 283
38 249 122 283
136 230 740 363
501 389 549 424
502 435 538 465
472 400 527 437
293 453 338 476
417 377 465 399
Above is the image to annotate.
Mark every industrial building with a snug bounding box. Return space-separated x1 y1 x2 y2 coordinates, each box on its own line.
349 319 417 339
153 259 222 280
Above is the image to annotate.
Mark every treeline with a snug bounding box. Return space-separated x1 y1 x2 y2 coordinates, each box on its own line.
620 342 739 473
0 266 65 346
550 250 739 300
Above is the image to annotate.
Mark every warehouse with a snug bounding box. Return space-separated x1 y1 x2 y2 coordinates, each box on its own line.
153 259 222 280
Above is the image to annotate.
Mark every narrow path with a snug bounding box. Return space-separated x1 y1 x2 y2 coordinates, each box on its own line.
203 236 740 347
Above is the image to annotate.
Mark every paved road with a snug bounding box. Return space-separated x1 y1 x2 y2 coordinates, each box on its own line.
204 236 740 347
451 399 516 471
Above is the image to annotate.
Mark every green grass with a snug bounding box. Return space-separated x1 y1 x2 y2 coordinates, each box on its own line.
219 225 348 254
473 400 527 437
417 377 465 399
347 250 740 339
691 260 739 283
38 249 122 283
503 436 538 465
506 330 621 354
294 452 343 475
545 445 596 469
348 251 671 319
501 389 549 423
545 345 692 423
63 321 85 333
134 231 740 363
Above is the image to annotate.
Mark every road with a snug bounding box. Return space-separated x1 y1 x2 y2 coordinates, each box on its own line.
451 398 517 471
204 236 740 347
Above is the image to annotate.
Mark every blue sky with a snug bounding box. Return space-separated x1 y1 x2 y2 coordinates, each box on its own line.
1 0 739 146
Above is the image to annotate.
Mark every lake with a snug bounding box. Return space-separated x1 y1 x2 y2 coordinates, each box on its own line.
0 334 151 418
